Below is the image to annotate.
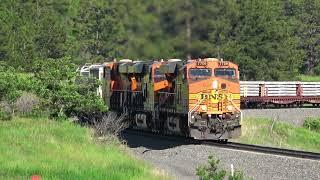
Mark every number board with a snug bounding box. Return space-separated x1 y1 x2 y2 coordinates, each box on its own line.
219 61 229 66
196 61 207 66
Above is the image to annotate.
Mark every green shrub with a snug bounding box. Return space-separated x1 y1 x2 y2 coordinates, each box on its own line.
0 63 37 101
229 171 245 180
0 63 39 119
314 64 320 75
196 155 226 180
196 155 245 180
1 57 106 120
0 111 12 121
303 118 320 132
32 57 106 120
0 101 13 121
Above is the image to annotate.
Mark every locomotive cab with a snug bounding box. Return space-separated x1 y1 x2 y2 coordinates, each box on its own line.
187 58 241 139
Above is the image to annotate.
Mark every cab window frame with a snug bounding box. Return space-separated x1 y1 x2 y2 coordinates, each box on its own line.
188 68 212 79
214 68 237 78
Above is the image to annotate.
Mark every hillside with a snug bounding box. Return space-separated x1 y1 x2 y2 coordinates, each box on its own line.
0 118 167 180
1 1 320 80
235 118 320 153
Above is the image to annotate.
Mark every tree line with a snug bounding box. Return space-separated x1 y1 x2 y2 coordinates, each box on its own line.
1 0 320 80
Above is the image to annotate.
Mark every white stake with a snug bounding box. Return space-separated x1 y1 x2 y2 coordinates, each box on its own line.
231 164 234 177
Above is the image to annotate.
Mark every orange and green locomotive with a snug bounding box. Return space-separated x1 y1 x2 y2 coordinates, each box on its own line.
84 58 241 140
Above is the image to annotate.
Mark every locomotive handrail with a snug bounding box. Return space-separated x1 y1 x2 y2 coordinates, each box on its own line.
228 98 242 123
158 92 176 95
229 98 241 113
112 89 143 93
188 97 205 126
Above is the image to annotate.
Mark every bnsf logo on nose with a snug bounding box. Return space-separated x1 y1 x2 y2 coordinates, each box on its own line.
201 93 223 100
200 93 232 100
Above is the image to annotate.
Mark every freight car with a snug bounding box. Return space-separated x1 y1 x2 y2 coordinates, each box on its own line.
78 63 104 98
240 81 320 108
80 58 242 140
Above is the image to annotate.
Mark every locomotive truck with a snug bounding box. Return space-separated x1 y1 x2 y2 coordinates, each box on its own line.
81 58 242 140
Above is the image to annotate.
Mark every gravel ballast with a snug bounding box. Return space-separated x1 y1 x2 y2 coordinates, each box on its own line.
242 108 320 126
123 133 320 180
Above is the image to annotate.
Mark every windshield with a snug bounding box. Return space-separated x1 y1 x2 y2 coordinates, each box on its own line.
90 69 100 79
81 71 89 77
214 68 236 78
189 68 212 78
154 68 166 82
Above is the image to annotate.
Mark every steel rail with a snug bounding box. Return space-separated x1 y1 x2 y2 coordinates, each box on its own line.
202 141 320 161
123 129 320 161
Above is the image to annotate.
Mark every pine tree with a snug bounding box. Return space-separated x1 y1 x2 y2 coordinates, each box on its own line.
72 0 127 64
223 0 302 80
0 0 69 70
297 0 320 74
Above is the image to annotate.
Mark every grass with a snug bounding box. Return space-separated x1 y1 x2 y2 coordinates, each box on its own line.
234 118 320 153
298 74 320 82
303 118 320 133
0 117 168 180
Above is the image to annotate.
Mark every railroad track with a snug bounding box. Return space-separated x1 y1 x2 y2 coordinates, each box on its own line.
202 141 320 161
123 129 320 161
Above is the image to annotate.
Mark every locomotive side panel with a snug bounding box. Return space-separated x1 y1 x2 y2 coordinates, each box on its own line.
156 60 189 135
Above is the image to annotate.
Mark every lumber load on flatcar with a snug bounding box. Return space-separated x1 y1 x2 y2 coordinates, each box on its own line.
240 81 320 108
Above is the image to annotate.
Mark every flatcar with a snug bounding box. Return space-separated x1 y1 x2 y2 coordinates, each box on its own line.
240 81 320 108
81 58 242 140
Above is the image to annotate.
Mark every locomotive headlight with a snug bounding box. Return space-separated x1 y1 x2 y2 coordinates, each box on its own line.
227 105 233 111
212 80 218 89
201 105 207 111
